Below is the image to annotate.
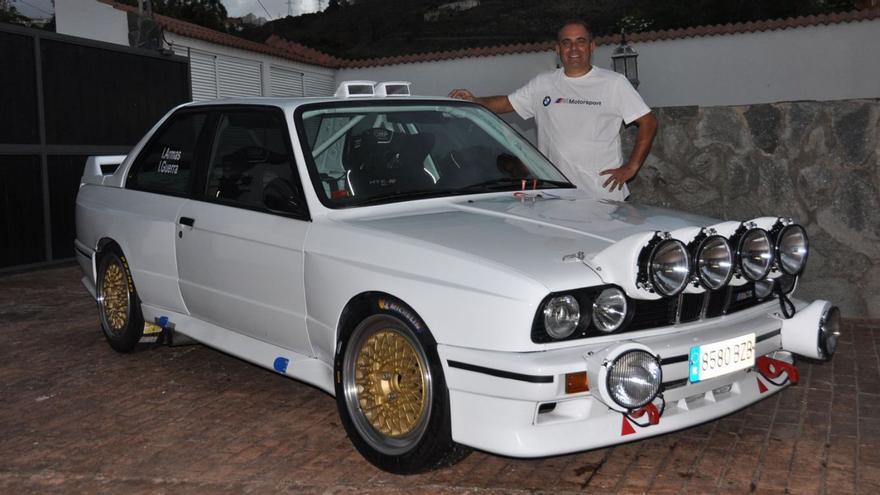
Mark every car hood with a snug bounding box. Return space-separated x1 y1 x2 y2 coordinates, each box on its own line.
344 190 719 291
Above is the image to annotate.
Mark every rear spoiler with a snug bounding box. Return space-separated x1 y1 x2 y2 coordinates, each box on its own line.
81 155 127 187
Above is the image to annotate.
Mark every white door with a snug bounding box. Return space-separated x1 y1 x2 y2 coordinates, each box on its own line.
123 109 211 313
175 107 313 355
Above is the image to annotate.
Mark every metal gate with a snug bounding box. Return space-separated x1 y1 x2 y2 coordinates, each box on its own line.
0 23 190 271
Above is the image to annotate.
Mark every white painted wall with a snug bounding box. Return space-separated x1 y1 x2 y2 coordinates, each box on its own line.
632 19 880 107
55 0 129 46
338 18 880 108
340 51 557 102
338 51 558 139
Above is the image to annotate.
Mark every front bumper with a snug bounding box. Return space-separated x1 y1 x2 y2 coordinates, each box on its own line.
438 299 827 458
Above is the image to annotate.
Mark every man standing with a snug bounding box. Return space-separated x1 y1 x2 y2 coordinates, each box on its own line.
449 21 658 200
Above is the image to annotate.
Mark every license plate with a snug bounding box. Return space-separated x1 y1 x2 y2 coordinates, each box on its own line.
689 333 756 383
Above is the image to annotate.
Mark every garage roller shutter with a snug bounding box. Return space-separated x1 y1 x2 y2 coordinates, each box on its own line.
174 47 218 101
270 66 304 97
217 56 263 97
304 72 336 97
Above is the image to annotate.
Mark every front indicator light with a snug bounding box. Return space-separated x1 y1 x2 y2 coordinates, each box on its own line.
543 295 580 339
606 350 662 410
592 287 627 333
565 372 589 394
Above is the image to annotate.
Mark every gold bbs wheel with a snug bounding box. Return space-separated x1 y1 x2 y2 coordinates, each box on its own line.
96 249 144 353
342 315 432 455
98 253 132 334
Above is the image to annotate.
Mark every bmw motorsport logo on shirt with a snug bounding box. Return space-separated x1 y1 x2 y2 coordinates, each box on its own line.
542 95 603 107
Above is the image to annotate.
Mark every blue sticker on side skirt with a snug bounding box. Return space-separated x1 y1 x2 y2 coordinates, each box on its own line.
273 357 290 373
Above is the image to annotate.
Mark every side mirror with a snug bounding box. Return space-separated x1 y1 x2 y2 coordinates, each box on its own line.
263 178 303 214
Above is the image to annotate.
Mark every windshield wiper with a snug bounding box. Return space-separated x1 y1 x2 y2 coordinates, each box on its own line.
350 178 574 206
461 177 571 192
353 189 452 206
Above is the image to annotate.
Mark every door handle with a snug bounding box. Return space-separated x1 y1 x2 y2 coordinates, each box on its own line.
179 217 195 227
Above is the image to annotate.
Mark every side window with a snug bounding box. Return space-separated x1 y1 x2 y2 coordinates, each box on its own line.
128 112 207 196
204 110 303 215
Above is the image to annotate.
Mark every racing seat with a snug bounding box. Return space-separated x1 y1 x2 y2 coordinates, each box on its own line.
435 145 495 188
346 129 435 197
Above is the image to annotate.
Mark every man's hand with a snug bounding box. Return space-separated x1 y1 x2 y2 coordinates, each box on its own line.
448 89 476 101
600 112 658 193
447 91 514 114
599 163 639 192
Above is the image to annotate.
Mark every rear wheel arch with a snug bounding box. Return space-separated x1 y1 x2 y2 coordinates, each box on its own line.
96 238 121 258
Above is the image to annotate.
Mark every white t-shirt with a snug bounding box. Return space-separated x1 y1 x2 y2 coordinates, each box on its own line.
508 67 650 200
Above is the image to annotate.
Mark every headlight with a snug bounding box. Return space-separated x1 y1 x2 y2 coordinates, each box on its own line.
606 350 662 409
754 279 775 299
592 288 627 333
818 306 840 358
648 239 691 296
737 229 774 281
695 235 733 290
543 295 580 339
776 224 809 275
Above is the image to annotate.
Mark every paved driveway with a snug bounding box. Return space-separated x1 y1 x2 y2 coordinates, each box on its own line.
1 266 877 494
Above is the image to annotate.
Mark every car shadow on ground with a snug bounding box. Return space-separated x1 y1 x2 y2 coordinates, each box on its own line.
0 265 876 494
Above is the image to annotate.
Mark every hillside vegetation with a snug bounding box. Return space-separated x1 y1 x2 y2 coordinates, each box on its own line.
241 0 856 59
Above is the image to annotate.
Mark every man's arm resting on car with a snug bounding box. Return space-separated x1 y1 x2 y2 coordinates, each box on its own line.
448 89 515 114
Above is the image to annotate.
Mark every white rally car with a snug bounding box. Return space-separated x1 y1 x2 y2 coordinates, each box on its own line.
75 81 839 474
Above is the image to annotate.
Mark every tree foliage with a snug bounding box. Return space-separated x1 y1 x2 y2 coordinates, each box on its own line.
118 0 229 32
238 0 858 59
0 2 28 25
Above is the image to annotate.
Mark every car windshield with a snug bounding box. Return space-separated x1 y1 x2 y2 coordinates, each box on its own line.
297 101 573 208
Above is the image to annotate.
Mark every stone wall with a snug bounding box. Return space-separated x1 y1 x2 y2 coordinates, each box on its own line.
624 99 880 319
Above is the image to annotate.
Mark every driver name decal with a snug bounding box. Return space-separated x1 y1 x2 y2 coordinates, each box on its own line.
158 147 181 174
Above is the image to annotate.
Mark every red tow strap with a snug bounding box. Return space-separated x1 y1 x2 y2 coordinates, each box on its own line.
630 402 661 425
621 402 661 436
756 356 799 385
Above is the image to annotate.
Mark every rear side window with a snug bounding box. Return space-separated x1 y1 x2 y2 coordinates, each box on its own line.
204 110 303 214
127 112 207 196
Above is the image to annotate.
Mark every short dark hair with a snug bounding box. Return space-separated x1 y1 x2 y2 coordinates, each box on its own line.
557 20 593 42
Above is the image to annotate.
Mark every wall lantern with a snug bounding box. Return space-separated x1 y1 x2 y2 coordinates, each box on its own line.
611 31 640 89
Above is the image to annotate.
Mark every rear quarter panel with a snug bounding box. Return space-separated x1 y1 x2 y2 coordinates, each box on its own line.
76 185 188 314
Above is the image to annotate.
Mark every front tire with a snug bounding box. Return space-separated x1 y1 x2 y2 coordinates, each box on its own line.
96 248 144 353
335 308 469 474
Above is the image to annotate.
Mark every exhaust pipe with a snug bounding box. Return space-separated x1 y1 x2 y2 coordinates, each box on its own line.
780 300 840 360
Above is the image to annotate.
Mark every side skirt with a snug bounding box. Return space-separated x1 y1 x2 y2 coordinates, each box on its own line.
141 304 335 395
